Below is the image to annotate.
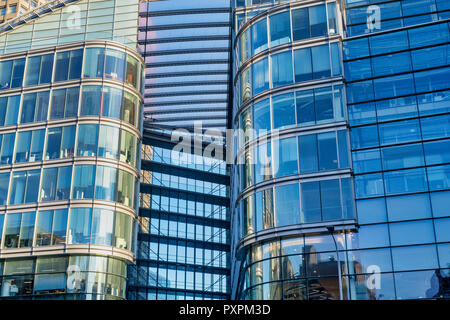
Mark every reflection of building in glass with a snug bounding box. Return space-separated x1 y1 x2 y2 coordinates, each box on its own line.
126 0 232 300
232 0 450 300
0 0 143 300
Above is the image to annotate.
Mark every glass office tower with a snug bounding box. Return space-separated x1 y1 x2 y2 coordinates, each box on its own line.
231 0 450 300
0 0 144 300
126 0 232 300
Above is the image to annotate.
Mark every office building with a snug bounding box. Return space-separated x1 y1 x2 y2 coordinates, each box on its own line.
126 0 232 300
230 0 450 300
0 0 144 299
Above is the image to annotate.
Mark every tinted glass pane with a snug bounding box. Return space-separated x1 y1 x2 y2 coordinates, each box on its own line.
271 51 293 87
105 49 126 82
299 134 318 173
276 183 300 226
292 7 309 41
252 57 269 95
294 48 312 82
272 93 295 130
270 11 291 47
68 208 92 244
252 18 268 55
274 137 298 177
80 86 102 116
72 165 95 199
77 124 98 157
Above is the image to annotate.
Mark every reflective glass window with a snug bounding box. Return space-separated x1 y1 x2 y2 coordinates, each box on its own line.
84 47 105 78
77 124 99 157
317 131 338 171
126 55 140 89
301 181 321 223
80 85 102 116
95 165 117 202
104 49 126 82
275 183 300 227
274 137 298 177
312 44 331 79
384 168 428 195
381 143 424 170
98 125 120 160
392 245 438 271
21 91 49 123
25 53 54 86
271 50 293 87
270 11 291 47
252 18 268 55
0 173 10 205
72 165 95 199
0 133 15 165
321 179 342 221
252 57 269 95
68 208 92 244
102 86 122 119
91 209 114 246
294 48 312 82
115 212 131 250
122 91 138 126
387 193 432 221
272 92 295 130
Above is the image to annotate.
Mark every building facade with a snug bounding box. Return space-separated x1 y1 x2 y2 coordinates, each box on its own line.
0 0 144 300
126 0 232 300
231 0 450 300
0 0 49 24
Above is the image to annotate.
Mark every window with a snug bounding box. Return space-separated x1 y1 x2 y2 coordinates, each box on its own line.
95 165 117 202
120 130 136 166
10 59 25 89
126 55 140 89
271 50 293 87
274 137 298 178
312 45 331 79
252 57 269 95
122 91 138 126
392 245 438 271
239 28 251 65
0 133 15 165
299 134 318 173
275 183 300 227
292 7 309 41
254 141 272 183
301 181 321 223
14 131 32 163
253 98 271 136
98 125 120 160
369 30 408 55
77 124 99 157
15 130 45 163
351 125 379 149
104 49 126 82
9 170 41 205
382 143 424 170
386 193 431 221
117 170 134 207
72 165 95 199
321 179 342 221
0 173 10 205
379 119 420 145
102 86 122 119
424 139 450 165
54 49 83 82
372 51 412 77
40 166 72 202
4 213 21 248
68 208 92 244
294 48 312 82
50 87 79 120
21 91 50 123
374 74 415 100
309 4 327 37
272 92 295 130
315 86 334 122
1 95 21 126
24 54 54 86
318 131 338 171
115 212 131 250
240 66 251 104
84 47 105 78
91 209 114 246
252 18 268 55
270 11 291 47
384 168 428 195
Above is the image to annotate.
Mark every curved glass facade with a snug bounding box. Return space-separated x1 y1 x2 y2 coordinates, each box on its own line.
0 38 144 300
232 0 356 300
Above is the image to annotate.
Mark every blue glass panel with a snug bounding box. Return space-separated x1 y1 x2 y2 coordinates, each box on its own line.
350 224 390 249
72 165 96 199
438 244 450 268
372 52 412 77
424 140 450 165
376 96 418 122
294 48 312 82
353 149 381 173
355 173 384 198
331 43 342 76
299 134 318 173
408 23 449 48
309 4 327 37
254 142 272 184
427 164 450 191
356 198 387 224
68 208 92 244
346 80 374 104
381 143 424 170
292 7 309 41
315 86 334 123
10 58 25 88
253 98 271 135
252 57 269 95
394 270 440 299
80 85 102 116
296 89 314 125
414 67 450 93
317 131 338 171
275 183 300 226
435 218 450 242
274 137 298 177
345 59 371 81
0 60 12 89
392 245 438 271
351 125 379 149
321 179 342 221
312 45 331 79
252 18 268 55
373 74 415 100
384 168 428 195
77 124 99 157
437 0 450 10
390 220 435 246
5 95 20 126
343 38 370 60
346 248 393 274
411 44 449 70
301 181 321 223
0 173 10 205
418 90 450 116
369 30 408 55
0 133 15 165
271 50 293 87
379 119 421 145
386 193 432 221
269 11 291 47
348 102 376 125
272 92 295 130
